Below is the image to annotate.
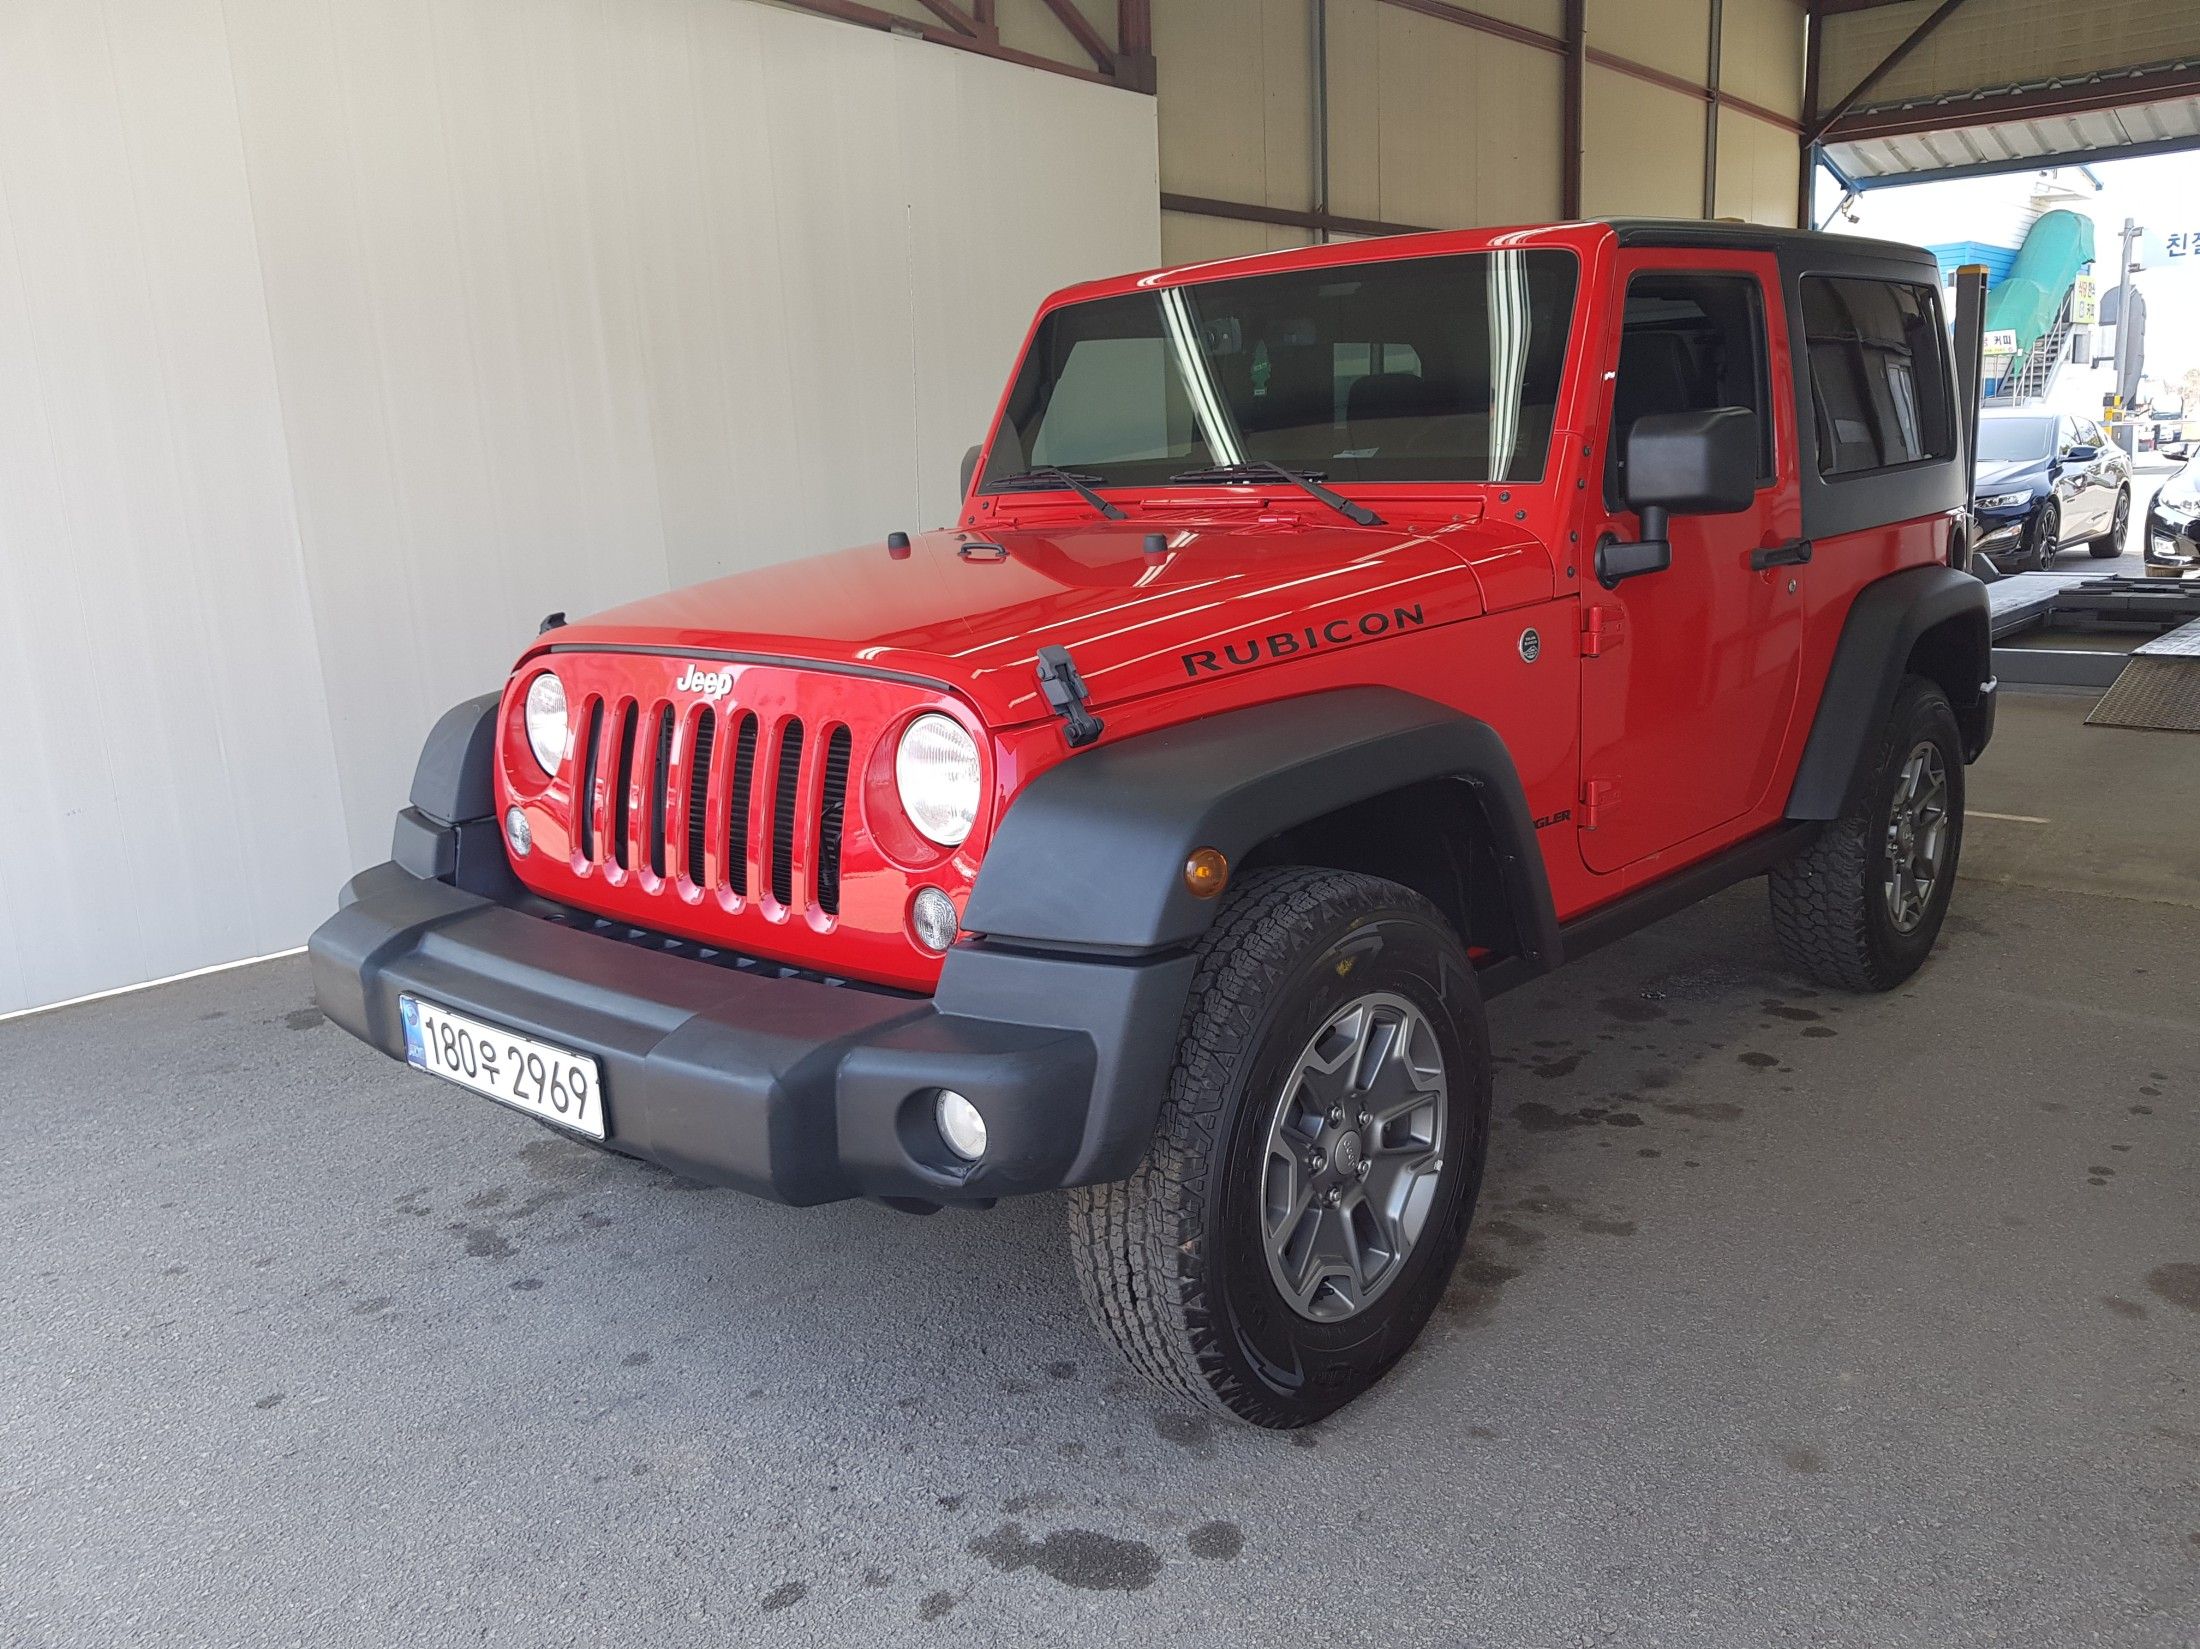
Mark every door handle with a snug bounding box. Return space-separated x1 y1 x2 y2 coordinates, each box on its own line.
1750 538 1813 571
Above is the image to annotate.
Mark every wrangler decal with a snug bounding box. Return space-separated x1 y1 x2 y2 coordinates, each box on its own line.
1181 604 1427 677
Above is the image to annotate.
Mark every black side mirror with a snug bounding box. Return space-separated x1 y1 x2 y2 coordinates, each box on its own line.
1598 407 1758 588
2066 444 2099 462
960 443 983 500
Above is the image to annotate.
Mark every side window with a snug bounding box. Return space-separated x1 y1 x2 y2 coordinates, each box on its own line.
1801 276 1955 477
1607 272 1772 506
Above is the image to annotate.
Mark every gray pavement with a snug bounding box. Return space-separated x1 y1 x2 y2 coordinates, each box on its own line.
4 692 2197 1647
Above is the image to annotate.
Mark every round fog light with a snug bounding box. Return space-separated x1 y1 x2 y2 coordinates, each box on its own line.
504 806 532 856
935 1089 988 1161
910 886 959 953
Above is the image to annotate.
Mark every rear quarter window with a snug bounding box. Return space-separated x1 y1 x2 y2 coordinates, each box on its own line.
1801 277 1954 478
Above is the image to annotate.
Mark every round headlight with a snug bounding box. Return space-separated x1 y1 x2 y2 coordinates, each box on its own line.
895 713 980 846
523 673 568 774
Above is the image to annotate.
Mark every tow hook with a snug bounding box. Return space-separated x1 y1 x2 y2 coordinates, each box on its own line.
1035 644 1105 749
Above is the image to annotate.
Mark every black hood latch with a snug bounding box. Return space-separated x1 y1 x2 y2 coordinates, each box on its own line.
1035 645 1104 749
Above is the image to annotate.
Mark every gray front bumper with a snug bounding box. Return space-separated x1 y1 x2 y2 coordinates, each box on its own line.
311 861 1191 1208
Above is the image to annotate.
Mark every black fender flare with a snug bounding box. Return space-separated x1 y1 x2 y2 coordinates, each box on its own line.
1786 564 1992 820
409 693 502 825
960 686 1560 967
391 692 517 899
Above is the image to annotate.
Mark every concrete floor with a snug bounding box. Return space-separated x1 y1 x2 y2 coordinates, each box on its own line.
5 693 2197 1648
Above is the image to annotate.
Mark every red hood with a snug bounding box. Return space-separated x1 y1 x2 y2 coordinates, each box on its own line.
539 504 1556 727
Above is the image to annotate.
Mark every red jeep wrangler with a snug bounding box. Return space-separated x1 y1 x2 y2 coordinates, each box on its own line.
313 220 1994 1427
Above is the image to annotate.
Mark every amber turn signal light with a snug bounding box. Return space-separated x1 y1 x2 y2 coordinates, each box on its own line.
1183 847 1230 899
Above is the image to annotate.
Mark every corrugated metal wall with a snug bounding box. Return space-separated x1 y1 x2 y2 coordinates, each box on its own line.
0 0 1157 1015
1821 0 2198 108
1153 0 1808 261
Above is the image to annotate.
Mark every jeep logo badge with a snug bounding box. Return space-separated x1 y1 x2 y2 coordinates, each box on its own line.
674 663 733 701
1518 627 1541 664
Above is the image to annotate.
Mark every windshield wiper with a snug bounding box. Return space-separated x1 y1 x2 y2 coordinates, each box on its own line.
1167 461 1384 527
986 467 1126 520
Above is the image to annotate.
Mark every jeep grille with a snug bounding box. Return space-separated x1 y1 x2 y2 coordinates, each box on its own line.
568 691 843 916
500 650 983 989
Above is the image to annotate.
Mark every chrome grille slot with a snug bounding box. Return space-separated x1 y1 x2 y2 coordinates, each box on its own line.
685 707 716 886
575 699 604 863
818 726 851 917
646 706 673 880
771 718 805 908
726 712 757 897
611 702 639 871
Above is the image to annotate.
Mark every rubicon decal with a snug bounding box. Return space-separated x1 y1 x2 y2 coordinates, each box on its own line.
674 664 733 700
1182 605 1427 677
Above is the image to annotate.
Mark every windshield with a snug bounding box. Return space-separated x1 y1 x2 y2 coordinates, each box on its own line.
983 250 1580 489
1975 417 2054 463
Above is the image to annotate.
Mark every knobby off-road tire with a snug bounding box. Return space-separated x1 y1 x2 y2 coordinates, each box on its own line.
1066 868 1490 1429
1768 675 1965 993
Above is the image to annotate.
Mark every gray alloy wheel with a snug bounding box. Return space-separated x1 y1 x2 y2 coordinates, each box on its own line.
1882 740 1951 934
1066 866 1489 1428
2090 486 2130 558
1258 991 1448 1323
2028 500 2061 570
1767 675 1964 994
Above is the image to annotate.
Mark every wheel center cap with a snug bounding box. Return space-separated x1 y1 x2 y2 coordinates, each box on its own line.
1331 1130 1363 1177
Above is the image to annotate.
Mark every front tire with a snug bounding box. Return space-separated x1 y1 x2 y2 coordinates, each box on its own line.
1067 867 1489 1428
2089 485 2130 558
1768 676 1965 992
2025 500 2061 570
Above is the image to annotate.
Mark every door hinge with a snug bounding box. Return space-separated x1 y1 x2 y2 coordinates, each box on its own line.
1580 778 1617 831
1580 604 1625 657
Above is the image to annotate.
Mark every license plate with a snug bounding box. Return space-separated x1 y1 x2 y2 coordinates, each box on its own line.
399 996 607 1139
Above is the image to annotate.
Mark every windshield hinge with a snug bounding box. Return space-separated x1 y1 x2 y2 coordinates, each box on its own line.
1035 645 1105 749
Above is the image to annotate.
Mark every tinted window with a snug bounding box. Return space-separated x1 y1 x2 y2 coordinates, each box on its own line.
1802 277 1954 477
1608 272 1772 504
985 250 1580 487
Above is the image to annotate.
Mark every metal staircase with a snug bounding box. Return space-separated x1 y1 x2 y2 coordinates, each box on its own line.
2001 288 2075 406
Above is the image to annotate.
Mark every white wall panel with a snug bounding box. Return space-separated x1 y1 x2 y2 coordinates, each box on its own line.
0 0 351 1013
0 0 1156 1014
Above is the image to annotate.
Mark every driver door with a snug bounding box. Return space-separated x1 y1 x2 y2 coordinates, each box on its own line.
1577 252 1803 875
2052 417 2097 538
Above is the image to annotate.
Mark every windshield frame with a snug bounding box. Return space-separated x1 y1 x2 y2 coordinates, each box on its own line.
977 245 1587 498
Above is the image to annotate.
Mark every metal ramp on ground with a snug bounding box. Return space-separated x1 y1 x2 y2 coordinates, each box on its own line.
1987 572 2200 731
2089 620 2200 733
